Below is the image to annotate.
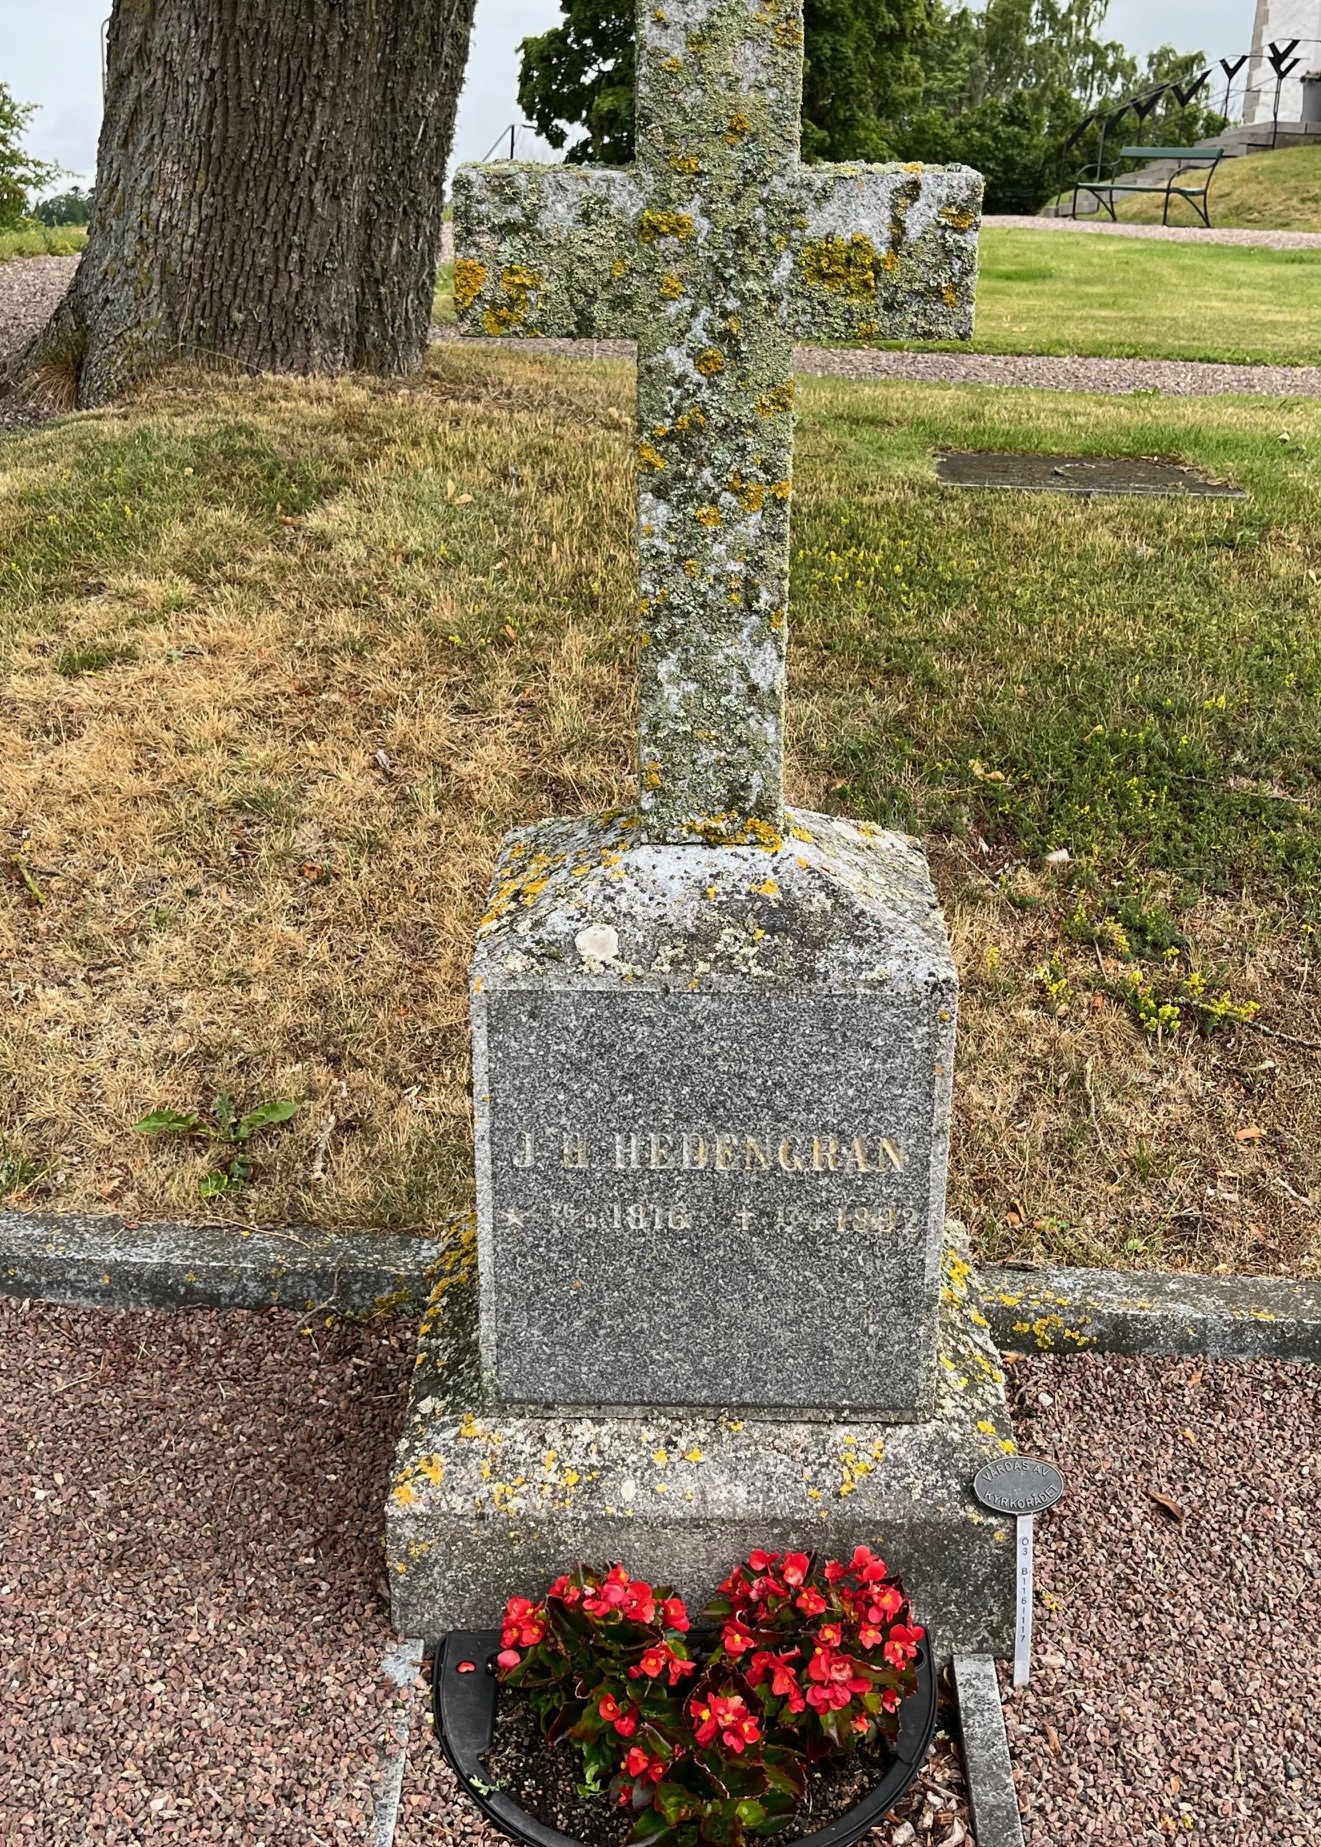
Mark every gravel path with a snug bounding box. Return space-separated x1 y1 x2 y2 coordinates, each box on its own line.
0 1301 418 1842
1005 1351 1319 1846
0 253 76 364
429 325 1321 399
0 254 78 431
986 213 1321 250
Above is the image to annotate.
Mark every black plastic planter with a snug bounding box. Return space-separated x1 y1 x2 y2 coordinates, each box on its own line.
433 1631 938 1847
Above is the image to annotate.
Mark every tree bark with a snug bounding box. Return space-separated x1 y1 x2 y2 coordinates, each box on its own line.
19 0 477 407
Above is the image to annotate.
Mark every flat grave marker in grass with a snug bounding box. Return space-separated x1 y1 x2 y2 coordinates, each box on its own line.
388 0 1020 1666
936 451 1247 497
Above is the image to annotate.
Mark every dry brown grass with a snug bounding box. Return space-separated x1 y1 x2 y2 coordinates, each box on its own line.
2 347 1318 1276
943 863 1321 1278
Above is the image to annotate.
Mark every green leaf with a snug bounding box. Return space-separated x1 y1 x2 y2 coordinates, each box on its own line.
654 1781 700 1826
197 1169 236 1199
132 1109 201 1137
735 1802 766 1828
629 1809 677 1844
210 1092 238 1135
235 1098 300 1139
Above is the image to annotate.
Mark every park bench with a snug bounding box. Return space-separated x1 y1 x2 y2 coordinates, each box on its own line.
1070 146 1226 227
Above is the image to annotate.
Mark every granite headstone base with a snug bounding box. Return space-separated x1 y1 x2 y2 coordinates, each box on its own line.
470 807 957 1421
386 1233 1017 1665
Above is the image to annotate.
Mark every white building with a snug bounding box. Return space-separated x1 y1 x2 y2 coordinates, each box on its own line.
1244 0 1321 123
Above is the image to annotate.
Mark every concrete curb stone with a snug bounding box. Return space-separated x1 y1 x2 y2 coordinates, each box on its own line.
0 1205 447 1317
953 1655 1026 1847
977 1260 1321 1366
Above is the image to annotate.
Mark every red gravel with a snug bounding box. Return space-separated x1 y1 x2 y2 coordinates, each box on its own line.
0 1300 415 1842
1004 1352 1320 1845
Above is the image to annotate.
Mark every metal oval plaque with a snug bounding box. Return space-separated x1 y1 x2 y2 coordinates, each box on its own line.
973 1456 1064 1516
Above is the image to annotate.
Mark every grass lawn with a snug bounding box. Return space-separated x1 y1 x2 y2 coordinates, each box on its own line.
945 227 1321 365
1 350 1319 1278
435 230 1321 365
1084 142 1321 234
0 225 87 262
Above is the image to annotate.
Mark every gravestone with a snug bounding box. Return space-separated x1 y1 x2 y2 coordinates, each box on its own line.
388 0 1017 1662
937 451 1246 498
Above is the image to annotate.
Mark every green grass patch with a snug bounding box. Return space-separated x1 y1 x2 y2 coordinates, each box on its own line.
0 224 87 262
791 381 1321 911
961 227 1321 364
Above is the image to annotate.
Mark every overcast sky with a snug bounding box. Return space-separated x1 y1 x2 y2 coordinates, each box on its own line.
0 0 1261 191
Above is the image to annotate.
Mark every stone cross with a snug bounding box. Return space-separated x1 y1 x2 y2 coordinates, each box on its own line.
453 0 981 844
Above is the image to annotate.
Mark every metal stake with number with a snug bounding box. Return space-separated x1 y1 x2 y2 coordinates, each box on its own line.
973 1456 1065 1687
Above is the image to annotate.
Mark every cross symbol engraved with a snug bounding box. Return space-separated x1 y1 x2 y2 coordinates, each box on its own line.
453 0 981 845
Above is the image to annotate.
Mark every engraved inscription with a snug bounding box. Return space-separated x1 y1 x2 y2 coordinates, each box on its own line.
509 1128 907 1176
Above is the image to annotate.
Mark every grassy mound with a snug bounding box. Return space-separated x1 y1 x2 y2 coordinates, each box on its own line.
1096 142 1321 233
1 350 1318 1276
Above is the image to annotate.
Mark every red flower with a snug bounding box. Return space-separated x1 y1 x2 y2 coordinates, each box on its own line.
805 1681 852 1713
500 1595 547 1649
851 1714 870 1735
629 1643 695 1687
883 1624 923 1670
748 1549 781 1572
717 1567 753 1611
824 1559 849 1584
721 1619 755 1657
880 1687 900 1715
661 1595 691 1634
547 1574 582 1606
817 1622 843 1648
795 1586 828 1616
748 1649 806 1712
847 1545 888 1584
781 1552 810 1588
598 1693 640 1737
860 1584 904 1625
584 1564 653 1618
690 1691 761 1754
625 1746 668 1784
496 1648 521 1670
806 1646 870 1701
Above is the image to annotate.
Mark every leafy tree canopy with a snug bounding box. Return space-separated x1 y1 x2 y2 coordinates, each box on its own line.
0 84 60 231
516 0 1225 210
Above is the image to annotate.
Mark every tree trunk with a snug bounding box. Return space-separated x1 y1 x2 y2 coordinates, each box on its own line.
20 0 477 407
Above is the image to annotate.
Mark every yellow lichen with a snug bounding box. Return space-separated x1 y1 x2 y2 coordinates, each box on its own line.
452 258 486 313
800 234 880 300
640 208 694 243
696 347 725 376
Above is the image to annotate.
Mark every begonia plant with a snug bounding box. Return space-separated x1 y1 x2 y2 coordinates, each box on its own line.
494 1548 924 1847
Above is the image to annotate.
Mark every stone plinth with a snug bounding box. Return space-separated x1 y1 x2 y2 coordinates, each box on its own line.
387 1231 1017 1663
470 808 957 1421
